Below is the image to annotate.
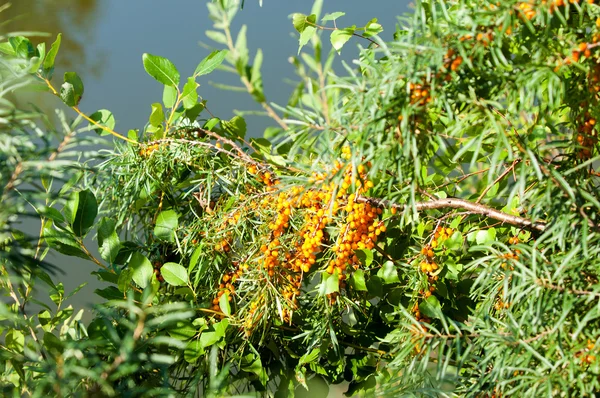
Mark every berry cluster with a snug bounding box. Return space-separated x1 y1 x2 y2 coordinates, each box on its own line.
139 143 161 157
418 227 453 275
576 114 597 160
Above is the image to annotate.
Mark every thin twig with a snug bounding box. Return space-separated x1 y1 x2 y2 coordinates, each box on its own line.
356 195 547 232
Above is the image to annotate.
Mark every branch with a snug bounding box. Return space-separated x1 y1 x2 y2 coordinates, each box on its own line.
357 195 546 232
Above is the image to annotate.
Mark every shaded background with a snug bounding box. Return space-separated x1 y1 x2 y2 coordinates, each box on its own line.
4 1 408 395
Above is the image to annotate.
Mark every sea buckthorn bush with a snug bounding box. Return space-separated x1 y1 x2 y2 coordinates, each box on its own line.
2 0 600 396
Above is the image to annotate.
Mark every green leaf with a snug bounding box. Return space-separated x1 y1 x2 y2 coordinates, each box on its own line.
444 231 464 251
355 248 373 267
149 103 164 127
98 217 121 263
322 12 345 22
377 261 400 284
181 77 199 109
419 295 442 319
9 36 34 58
167 320 196 340
6 329 24 352
204 117 220 131
161 262 188 286
95 286 123 300
363 18 383 37
200 319 228 348
366 275 383 297
89 109 115 136
59 82 76 107
142 53 180 87
330 27 354 54
154 210 178 242
117 267 134 292
62 72 84 106
184 339 204 363
194 49 229 76
42 33 61 77
71 190 97 237
350 269 368 291
130 252 153 289
163 85 177 108
292 13 317 53
221 115 246 140
324 270 340 295
0 42 15 56
219 292 231 316
476 228 496 245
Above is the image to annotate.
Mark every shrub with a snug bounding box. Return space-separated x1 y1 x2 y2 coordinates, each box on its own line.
1 0 600 396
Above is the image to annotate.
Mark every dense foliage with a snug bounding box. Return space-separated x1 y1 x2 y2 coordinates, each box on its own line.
2 0 600 396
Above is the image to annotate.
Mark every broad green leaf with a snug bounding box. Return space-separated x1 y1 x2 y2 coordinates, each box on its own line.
154 210 178 242
219 292 231 316
95 286 123 300
221 115 246 140
419 295 442 319
292 13 317 53
185 101 205 121
89 109 115 136
324 270 340 295
60 82 76 107
444 231 464 251
331 27 354 54
377 261 400 284
142 53 180 87
181 77 199 109
200 319 228 348
6 329 24 352
43 222 88 260
184 339 204 363
322 12 345 22
130 252 153 289
161 262 188 286
9 36 34 58
0 42 15 56
167 320 196 340
163 85 177 108
149 103 164 127
117 267 134 292
42 33 61 77
194 49 229 76
355 248 373 266
62 72 84 106
71 189 97 237
350 269 368 291
98 217 121 263
363 18 383 37
366 275 383 297
204 117 220 131
476 228 496 245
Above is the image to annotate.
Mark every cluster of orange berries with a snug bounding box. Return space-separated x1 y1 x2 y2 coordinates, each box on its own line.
576 340 596 365
330 195 384 276
409 82 432 106
419 227 453 275
444 49 464 73
493 298 510 311
139 143 161 158
576 114 598 160
211 265 243 313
